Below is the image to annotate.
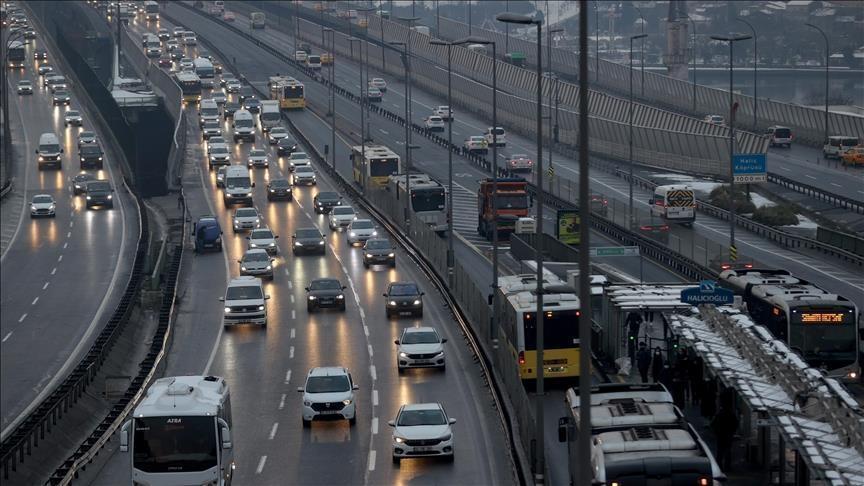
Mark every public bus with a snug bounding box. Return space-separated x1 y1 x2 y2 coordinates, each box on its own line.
719 268 860 380
351 144 400 188
175 71 202 104
120 376 235 485
7 40 25 68
495 274 582 382
144 0 159 21
193 57 215 88
387 172 448 233
268 75 305 109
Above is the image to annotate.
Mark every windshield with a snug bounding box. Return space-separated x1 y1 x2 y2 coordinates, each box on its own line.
200 107 218 117
389 284 418 296
308 56 320 63
235 118 253 128
235 209 257 217
211 147 227 155
296 229 320 239
351 220 373 230
132 416 217 473
305 375 349 393
226 177 251 189
39 143 60 153
295 167 314 174
402 331 439 344
80 132 95 139
245 252 269 262
204 122 219 129
317 192 339 201
398 409 446 426
369 158 398 177
80 146 101 155
88 182 111 192
497 195 529 210
226 285 263 300
333 207 354 215
250 150 265 157
270 179 289 188
411 188 445 212
523 309 580 350
490 128 505 135
261 112 279 121
311 279 341 290
290 153 307 160
250 230 273 239
365 240 390 250
790 310 857 361
33 196 53 204
271 128 287 136
773 128 791 138
66 111 80 117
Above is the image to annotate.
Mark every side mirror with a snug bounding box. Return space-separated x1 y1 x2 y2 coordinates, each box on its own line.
448 418 456 424
353 384 359 390
275 235 279 239
246 236 251 240
387 420 395 427
252 182 256 187
441 338 448 343
382 293 387 297
61 149 64 153
342 285 347 290
296 387 304 392
119 420 131 452
237 260 242 264
305 287 310 291
394 339 400 345
420 292 425 296
557 417 568 442
265 295 271 300
218 297 225 301
35 149 38 154
647 198 654 205
219 419 232 449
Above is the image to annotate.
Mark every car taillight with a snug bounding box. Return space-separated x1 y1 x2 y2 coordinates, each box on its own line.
518 351 525 365
640 225 651 231
721 264 731 270
660 225 669 231
745 263 754 269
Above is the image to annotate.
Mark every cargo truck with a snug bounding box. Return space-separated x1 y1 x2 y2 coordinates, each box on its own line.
250 11 265 29
477 178 530 239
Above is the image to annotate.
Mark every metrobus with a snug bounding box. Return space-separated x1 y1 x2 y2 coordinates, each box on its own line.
268 75 305 109
120 376 235 486
193 57 215 88
7 40 25 68
720 268 860 380
495 274 582 381
144 0 159 21
175 71 202 103
351 144 400 188
387 172 448 233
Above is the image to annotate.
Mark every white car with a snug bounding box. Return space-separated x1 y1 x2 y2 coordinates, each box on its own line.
434 105 453 121
247 227 279 255
17 80 33 95
295 50 308 62
225 79 242 93
202 120 222 140
63 110 83 127
346 219 377 246
232 207 261 232
179 58 194 71
424 115 445 132
507 154 533 173
212 91 227 105
395 327 446 372
37 64 54 76
388 403 455 464
30 194 56 218
166 40 179 51
220 276 269 328
207 137 227 154
238 248 274 279
268 126 290 145
247 148 269 168
328 205 357 230
369 77 387 92
484 127 506 147
703 114 725 125
463 135 488 154
365 87 383 102
208 145 230 168
287 151 311 171
297 367 358 427
292 165 316 186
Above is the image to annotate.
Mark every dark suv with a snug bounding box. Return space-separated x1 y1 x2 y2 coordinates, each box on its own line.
313 191 342 214
85 180 114 209
383 281 424 318
79 143 104 170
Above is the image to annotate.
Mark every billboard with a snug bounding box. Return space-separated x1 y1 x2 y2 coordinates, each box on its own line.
556 210 580 245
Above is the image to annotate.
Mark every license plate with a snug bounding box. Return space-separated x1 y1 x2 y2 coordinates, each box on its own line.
320 299 333 304
412 360 431 365
318 410 340 415
413 446 433 452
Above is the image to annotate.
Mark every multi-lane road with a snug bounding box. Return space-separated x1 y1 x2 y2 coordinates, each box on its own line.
0 20 137 441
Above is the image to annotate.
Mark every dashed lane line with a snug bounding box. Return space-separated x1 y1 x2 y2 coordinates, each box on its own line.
255 455 267 474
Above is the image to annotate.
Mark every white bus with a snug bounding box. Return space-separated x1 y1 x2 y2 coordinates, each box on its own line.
193 57 215 88
388 172 448 233
144 0 159 21
120 376 235 486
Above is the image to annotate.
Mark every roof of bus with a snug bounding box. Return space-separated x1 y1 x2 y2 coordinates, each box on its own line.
135 376 228 417
175 71 200 82
353 144 399 159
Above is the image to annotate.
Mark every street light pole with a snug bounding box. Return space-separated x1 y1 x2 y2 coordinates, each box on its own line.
711 33 751 252
324 28 335 169
736 18 758 129
688 16 696 113
629 33 647 230
805 23 829 145
634 6 645 96
497 12 544 483
595 1 599 81
547 28 562 181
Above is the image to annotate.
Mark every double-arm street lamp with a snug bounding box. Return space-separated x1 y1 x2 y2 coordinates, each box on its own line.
628 33 647 229
805 23 829 145
634 5 645 96
736 17 758 129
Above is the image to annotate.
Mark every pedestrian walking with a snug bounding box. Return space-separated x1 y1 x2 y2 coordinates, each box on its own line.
658 364 674 395
710 404 739 471
675 349 691 404
636 342 651 383
625 312 643 361
651 347 664 383
689 353 704 405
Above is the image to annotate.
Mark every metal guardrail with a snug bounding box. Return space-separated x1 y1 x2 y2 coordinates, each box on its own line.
767 172 864 215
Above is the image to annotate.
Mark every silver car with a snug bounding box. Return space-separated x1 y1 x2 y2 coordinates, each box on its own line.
247 227 279 255
238 248 274 279
292 166 316 186
232 207 261 232
247 148 269 168
30 194 56 218
346 219 377 246
395 327 446 372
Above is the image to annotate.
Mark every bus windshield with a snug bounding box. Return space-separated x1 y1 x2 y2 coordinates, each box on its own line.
283 85 304 99
369 158 398 177
133 416 217 473
411 188 445 212
523 309 580 350
790 313 857 361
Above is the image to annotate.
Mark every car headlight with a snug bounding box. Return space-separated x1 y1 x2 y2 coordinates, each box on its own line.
30 204 36 209
372 231 377 236
336 294 344 299
413 300 421 305
342 399 352 406
224 307 231 313
350 232 356 237
107 195 112 200
269 189 275 192
86 196 92 200
439 433 452 441
294 241 302 246
50 204 56 209
388 253 395 257
399 352 407 358
265 265 272 270
364 253 370 259
257 305 265 311
389 301 397 306
98 157 103 160
308 295 316 300
255 219 260 223
318 241 324 245
394 437 406 444
268 242 275 247
240 266 247 271
353 216 358 220
250 243 257 247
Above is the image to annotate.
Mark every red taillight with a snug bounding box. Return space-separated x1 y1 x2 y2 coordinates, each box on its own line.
528 161 533 165
745 263 754 269
721 264 731 270
576 311 581 317
518 351 525 365
640 225 651 231
660 225 669 231
699 478 709 486
603 199 608 204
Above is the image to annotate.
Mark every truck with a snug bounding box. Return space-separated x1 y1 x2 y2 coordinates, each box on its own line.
7 40 25 68
209 0 224 16
120 376 235 486
259 100 281 132
250 11 265 29
144 0 159 21
477 178 530 240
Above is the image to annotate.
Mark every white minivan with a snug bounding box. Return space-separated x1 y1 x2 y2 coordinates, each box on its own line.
220 276 269 328
199 99 220 127
223 165 254 206
823 136 860 159
484 126 506 147
36 132 63 170
649 184 695 226
232 109 256 142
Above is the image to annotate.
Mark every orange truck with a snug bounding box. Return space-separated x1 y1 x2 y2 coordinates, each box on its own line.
477 178 530 239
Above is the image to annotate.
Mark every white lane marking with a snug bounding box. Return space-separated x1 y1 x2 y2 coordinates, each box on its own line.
367 450 376 472
830 182 842 188
283 268 290 276
42 282 49 290
779 166 792 171
57 255 63 262
379 129 388 135
370 365 377 381
69 221 73 228
1 332 12 343
363 325 369 337
278 393 286 410
31 297 39 306
287 281 293 289
66 231 71 238
290 295 295 303
358 307 365 320
255 455 267 474
805 175 817 180
268 422 279 440
290 328 296 339
367 344 374 357
291 309 296 320
371 417 378 435
63 242 68 249
285 369 292 384
51 268 57 275
18 313 27 323
372 389 378 407
289 346 295 359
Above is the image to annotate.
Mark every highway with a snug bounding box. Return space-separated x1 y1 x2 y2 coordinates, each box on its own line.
0 20 137 440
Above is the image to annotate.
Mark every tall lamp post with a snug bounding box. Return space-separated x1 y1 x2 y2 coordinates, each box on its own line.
688 15 697 113
324 28 336 169
389 39 417 235
496 11 544 483
2 30 26 187
547 28 563 178
711 33 751 253
634 6 645 96
349 37 368 193
628 33 647 229
594 1 600 81
805 23 829 145
736 17 758 129
430 39 456 278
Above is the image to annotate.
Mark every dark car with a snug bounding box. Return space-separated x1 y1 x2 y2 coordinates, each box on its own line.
72 173 96 195
298 42 311 54
223 101 240 119
313 191 342 214
243 97 261 113
277 137 298 156
158 56 172 68
33 49 47 61
383 281 424 318
363 239 395 268
193 216 223 252
78 143 104 170
637 222 670 245
85 180 114 209
305 278 347 312
267 178 293 201
239 86 255 103
170 50 183 61
292 227 326 255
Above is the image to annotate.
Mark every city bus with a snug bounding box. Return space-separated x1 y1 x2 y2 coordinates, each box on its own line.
7 40 25 68
351 144 400 188
120 376 235 485
144 0 159 21
193 57 215 88
268 75 305 109
175 71 202 103
388 172 448 233
720 268 860 380
495 274 582 382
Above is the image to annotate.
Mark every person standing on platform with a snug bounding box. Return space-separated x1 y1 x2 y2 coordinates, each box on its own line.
625 312 643 361
711 404 739 471
651 347 664 383
636 342 652 383
689 353 704 405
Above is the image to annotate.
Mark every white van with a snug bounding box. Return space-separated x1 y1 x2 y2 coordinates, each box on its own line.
232 109 256 142
823 135 860 159
649 184 695 226
36 132 63 170
183 32 197 46
199 98 220 127
220 276 269 327
223 165 254 205
484 126 506 147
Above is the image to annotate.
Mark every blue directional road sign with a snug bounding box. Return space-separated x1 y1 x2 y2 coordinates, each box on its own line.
732 153 767 183
680 280 735 305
